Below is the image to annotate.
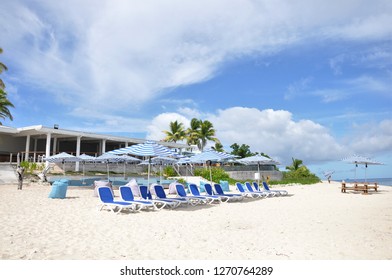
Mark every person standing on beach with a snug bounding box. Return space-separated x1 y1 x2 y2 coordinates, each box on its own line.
16 165 25 190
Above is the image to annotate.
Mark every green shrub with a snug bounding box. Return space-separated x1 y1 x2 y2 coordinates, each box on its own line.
163 166 177 177
194 167 233 184
269 166 320 185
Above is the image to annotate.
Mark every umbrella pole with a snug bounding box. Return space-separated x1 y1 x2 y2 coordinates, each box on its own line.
258 163 260 186
107 162 109 181
82 162 86 184
160 165 162 184
147 158 151 187
209 164 212 184
365 164 368 183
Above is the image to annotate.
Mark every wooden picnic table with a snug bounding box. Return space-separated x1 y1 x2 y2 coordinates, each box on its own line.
341 182 378 195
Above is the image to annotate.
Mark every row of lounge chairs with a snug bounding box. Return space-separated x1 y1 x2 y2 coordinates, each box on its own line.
97 181 288 214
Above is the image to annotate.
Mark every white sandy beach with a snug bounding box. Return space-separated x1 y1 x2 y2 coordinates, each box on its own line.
0 180 391 260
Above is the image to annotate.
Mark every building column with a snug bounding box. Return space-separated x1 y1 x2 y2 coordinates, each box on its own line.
24 135 31 161
45 133 51 167
33 138 38 162
75 136 81 172
52 137 58 154
101 139 106 154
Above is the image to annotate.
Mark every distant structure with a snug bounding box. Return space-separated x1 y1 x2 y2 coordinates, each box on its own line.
0 124 188 172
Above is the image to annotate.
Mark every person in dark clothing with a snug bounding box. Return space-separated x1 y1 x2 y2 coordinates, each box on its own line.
16 165 25 190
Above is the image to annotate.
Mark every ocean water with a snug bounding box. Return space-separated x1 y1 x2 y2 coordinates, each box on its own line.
342 178 392 187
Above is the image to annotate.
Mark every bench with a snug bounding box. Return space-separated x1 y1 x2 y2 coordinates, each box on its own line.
341 182 368 194
341 182 378 194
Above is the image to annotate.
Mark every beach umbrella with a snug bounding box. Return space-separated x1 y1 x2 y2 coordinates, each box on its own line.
189 149 237 183
44 152 81 176
108 140 178 186
96 153 129 181
342 155 384 182
78 154 96 184
176 157 193 180
237 155 280 185
323 170 335 183
120 155 141 179
151 156 178 183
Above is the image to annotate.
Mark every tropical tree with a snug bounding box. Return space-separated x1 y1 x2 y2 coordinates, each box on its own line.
285 157 303 171
185 118 201 146
0 48 14 124
230 143 255 158
0 89 14 124
211 142 224 152
197 120 220 152
162 120 186 143
0 48 8 90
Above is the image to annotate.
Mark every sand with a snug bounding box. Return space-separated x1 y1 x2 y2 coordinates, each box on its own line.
0 180 391 260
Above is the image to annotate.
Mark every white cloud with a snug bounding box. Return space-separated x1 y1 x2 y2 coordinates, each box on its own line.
210 107 345 165
146 112 191 141
2 0 392 112
145 107 347 165
347 119 392 155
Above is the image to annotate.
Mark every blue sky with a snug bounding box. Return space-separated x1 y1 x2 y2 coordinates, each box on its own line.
1 0 391 180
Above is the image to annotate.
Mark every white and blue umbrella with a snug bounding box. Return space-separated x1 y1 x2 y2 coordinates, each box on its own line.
189 149 237 183
176 157 193 179
96 153 139 181
342 154 384 182
108 140 178 185
44 152 81 176
120 155 141 179
237 154 280 185
78 153 96 184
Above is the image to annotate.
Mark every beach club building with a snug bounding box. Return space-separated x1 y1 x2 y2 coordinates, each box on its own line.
0 124 188 171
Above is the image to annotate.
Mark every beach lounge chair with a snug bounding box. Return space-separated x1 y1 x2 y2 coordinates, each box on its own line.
244 182 271 197
235 182 263 198
139 185 179 209
214 183 244 201
97 186 135 214
119 186 156 211
261 182 288 196
175 184 207 206
153 185 189 206
204 183 231 202
189 183 222 204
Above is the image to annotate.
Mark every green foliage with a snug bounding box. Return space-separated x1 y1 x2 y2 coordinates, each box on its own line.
163 120 186 143
19 161 44 174
270 165 320 185
211 142 224 152
285 157 304 171
194 167 233 184
230 143 255 158
176 178 187 185
163 166 177 177
164 118 221 152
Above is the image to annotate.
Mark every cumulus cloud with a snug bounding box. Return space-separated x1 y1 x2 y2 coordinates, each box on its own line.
347 119 392 155
145 107 348 165
146 112 191 141
1 0 392 114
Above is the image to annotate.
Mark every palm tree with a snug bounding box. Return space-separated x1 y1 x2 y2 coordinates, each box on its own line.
0 48 14 124
0 89 14 124
162 120 186 143
185 118 201 146
0 48 8 90
286 157 303 171
211 142 224 152
197 120 220 152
